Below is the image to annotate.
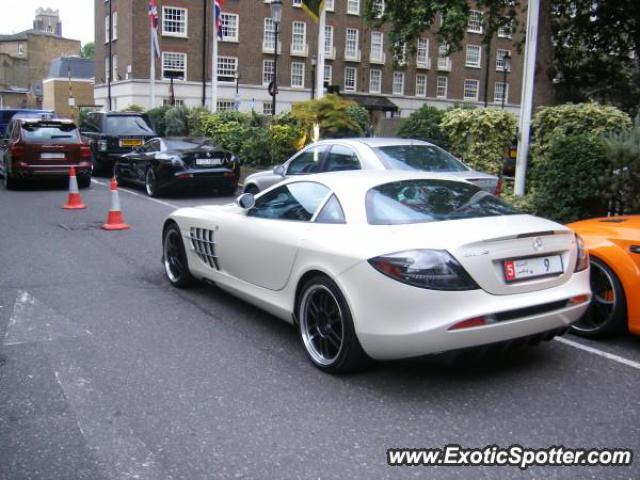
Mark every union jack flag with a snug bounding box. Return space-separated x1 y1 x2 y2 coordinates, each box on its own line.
148 0 160 58
214 0 224 40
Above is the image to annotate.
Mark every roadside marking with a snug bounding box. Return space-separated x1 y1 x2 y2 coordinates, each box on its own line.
555 336 640 370
4 290 92 346
91 178 179 209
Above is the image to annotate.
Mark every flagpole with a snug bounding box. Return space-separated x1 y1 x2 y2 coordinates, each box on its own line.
211 4 218 112
150 25 156 109
315 7 326 99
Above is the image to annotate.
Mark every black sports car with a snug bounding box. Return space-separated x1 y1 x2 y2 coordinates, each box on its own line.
114 137 240 197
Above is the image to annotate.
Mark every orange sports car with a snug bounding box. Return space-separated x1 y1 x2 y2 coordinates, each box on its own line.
567 215 640 337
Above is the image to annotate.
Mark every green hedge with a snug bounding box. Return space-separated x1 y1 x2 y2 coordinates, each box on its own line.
398 105 448 148
440 108 517 176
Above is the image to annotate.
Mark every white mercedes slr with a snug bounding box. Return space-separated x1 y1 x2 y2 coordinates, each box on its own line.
162 171 591 373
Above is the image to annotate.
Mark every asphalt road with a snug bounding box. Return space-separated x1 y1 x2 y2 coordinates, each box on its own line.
0 178 638 480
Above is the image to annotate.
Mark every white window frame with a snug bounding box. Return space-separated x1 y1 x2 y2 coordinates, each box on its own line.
436 76 448 98
370 31 384 63
496 49 511 71
344 66 357 92
262 59 274 86
494 82 509 104
324 64 332 84
325 0 335 12
372 0 385 18
415 74 427 97
465 45 482 68
369 69 382 94
291 62 305 88
347 0 360 15
263 102 274 116
345 28 360 60
467 10 483 34
463 79 480 101
104 57 109 82
161 51 187 81
112 11 118 40
220 13 239 42
498 19 514 39
217 99 236 112
217 56 238 82
416 38 429 67
324 25 334 58
104 15 110 43
293 0 302 6
291 21 307 55
263 17 276 51
112 54 118 80
438 43 452 70
392 71 405 95
162 6 188 38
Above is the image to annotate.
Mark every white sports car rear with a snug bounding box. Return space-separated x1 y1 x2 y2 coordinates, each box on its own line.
162 171 591 373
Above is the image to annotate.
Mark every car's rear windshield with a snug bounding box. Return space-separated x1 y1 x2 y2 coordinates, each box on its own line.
165 139 213 150
105 115 154 135
366 179 518 225
372 144 469 172
21 123 80 144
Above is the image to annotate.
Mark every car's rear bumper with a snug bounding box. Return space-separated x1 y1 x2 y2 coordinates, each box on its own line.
337 263 591 360
12 161 92 178
160 168 239 190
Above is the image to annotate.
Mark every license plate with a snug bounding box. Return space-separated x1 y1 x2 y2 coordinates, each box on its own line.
40 152 65 159
195 158 222 167
120 139 142 147
504 255 563 283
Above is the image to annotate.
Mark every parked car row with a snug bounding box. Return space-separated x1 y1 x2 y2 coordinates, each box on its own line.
1 109 636 373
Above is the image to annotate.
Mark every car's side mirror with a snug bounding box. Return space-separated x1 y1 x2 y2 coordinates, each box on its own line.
273 165 285 177
235 192 255 210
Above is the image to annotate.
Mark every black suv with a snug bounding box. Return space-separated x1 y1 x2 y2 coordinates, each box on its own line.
81 112 157 175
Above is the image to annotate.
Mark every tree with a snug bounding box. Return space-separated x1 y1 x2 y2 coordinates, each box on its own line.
81 42 95 59
552 0 640 115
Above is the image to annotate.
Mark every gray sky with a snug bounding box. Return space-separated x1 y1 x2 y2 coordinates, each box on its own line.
0 0 94 45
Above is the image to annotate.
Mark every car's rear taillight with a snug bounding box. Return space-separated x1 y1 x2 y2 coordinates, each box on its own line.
80 144 91 159
368 249 479 291
9 142 25 160
574 234 589 272
448 316 488 331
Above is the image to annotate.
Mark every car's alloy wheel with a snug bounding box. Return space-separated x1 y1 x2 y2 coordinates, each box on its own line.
145 168 158 197
571 257 627 338
298 276 369 373
162 223 196 288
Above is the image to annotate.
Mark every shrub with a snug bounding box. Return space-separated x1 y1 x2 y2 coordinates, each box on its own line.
121 104 145 113
604 115 640 213
164 106 189 136
269 124 305 165
292 94 364 139
531 103 631 161
531 133 612 223
398 105 448 148
146 106 170 136
239 127 271 166
440 108 517 175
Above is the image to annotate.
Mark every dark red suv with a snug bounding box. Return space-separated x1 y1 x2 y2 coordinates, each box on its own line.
1 116 92 189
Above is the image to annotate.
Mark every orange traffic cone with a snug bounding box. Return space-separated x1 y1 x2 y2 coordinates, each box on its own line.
62 166 87 210
102 177 130 231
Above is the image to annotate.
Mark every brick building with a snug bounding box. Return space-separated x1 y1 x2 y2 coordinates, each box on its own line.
43 56 95 120
0 9 81 109
94 0 524 116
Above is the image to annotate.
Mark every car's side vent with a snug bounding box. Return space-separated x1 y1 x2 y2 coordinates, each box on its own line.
188 227 219 270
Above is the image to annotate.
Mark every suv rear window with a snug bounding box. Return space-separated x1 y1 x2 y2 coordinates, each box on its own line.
21 123 80 144
366 179 517 225
104 115 154 135
373 144 469 172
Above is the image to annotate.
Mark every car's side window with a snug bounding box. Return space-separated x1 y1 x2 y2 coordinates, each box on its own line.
315 194 346 224
324 145 361 172
248 182 330 222
286 145 328 175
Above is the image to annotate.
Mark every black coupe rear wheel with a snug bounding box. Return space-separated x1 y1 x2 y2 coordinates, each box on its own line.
570 257 627 338
145 168 160 197
163 223 196 288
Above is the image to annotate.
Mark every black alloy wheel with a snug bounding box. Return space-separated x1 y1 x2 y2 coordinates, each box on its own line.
570 257 627 338
162 223 196 288
298 275 369 373
145 167 159 197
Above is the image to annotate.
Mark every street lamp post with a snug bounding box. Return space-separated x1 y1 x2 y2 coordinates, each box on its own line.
311 54 317 99
269 0 282 115
501 52 511 110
